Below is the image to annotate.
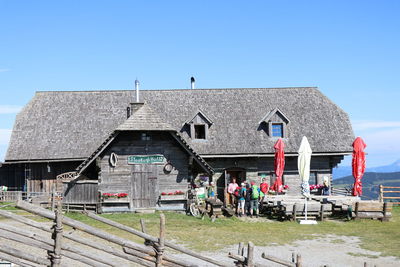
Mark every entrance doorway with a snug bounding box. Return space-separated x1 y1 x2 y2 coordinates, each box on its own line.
216 167 246 203
130 164 159 208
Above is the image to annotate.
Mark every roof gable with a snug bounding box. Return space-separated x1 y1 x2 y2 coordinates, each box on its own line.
259 108 290 124
117 104 175 131
183 109 213 126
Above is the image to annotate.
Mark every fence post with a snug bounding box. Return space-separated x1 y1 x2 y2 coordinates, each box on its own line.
51 201 63 267
238 242 244 256
296 254 302 267
140 218 152 246
379 185 383 202
247 242 254 267
155 213 165 266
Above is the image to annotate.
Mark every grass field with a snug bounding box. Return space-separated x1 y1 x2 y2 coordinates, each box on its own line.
66 206 400 258
1 203 400 258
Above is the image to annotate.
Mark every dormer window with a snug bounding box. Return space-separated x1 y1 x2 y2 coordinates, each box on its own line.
183 110 213 141
259 108 289 138
194 125 206 139
271 123 284 137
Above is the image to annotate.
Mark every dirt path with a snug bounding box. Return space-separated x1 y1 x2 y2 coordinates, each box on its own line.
174 234 400 266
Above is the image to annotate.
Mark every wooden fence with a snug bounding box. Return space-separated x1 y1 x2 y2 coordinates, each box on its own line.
0 200 229 266
0 191 51 202
0 200 315 267
379 185 400 205
331 187 351 196
228 242 302 267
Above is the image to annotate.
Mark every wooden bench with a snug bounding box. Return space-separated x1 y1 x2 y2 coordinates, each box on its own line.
354 201 393 221
279 201 332 221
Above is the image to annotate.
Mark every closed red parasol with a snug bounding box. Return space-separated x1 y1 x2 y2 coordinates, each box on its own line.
352 137 367 196
272 138 285 193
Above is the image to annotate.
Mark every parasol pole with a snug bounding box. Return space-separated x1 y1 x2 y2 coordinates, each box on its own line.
304 198 308 221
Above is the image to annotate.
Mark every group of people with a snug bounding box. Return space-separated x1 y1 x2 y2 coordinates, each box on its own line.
227 177 269 218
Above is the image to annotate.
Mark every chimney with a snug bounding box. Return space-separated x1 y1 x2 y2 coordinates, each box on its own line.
190 77 195 89
135 79 140 102
127 79 143 118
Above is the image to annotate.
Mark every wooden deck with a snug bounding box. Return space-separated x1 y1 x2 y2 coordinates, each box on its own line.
262 195 366 221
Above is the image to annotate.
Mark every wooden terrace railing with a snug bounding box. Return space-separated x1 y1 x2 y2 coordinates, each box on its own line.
379 185 400 205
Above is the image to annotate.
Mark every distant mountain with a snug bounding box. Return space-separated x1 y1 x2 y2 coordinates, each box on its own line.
333 159 400 179
333 171 400 200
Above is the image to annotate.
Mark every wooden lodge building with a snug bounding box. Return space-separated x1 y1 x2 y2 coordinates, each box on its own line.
0 86 355 211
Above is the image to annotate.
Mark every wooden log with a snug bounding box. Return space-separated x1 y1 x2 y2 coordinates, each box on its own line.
228 252 245 262
379 185 383 202
354 212 387 219
0 240 51 266
296 254 302 267
356 202 384 212
84 210 227 266
238 242 244 256
16 201 196 267
0 251 42 267
0 209 155 267
261 252 295 267
320 204 325 221
156 213 166 266
247 242 254 267
383 202 391 221
123 247 157 263
355 202 359 219
52 201 63 267
141 218 152 246
0 224 112 267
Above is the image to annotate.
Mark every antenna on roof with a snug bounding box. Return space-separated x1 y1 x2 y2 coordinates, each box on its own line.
190 77 195 89
135 79 140 102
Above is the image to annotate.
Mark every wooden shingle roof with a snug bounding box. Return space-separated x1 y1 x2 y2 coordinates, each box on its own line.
117 104 175 131
75 104 214 174
5 87 354 161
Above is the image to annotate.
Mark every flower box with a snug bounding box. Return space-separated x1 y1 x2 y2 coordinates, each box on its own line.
160 194 186 201
102 197 130 203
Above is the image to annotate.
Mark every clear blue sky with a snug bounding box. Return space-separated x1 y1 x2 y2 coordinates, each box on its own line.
1 1 399 167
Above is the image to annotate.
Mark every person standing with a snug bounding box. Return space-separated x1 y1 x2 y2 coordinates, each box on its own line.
322 176 331 196
250 181 261 218
236 183 246 217
207 181 216 199
259 178 269 211
227 177 238 208
244 183 252 216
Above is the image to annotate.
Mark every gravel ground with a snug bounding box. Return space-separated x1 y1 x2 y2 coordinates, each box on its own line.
173 235 400 267
1 218 399 267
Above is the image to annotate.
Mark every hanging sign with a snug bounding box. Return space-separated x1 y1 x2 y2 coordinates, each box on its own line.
127 154 165 164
